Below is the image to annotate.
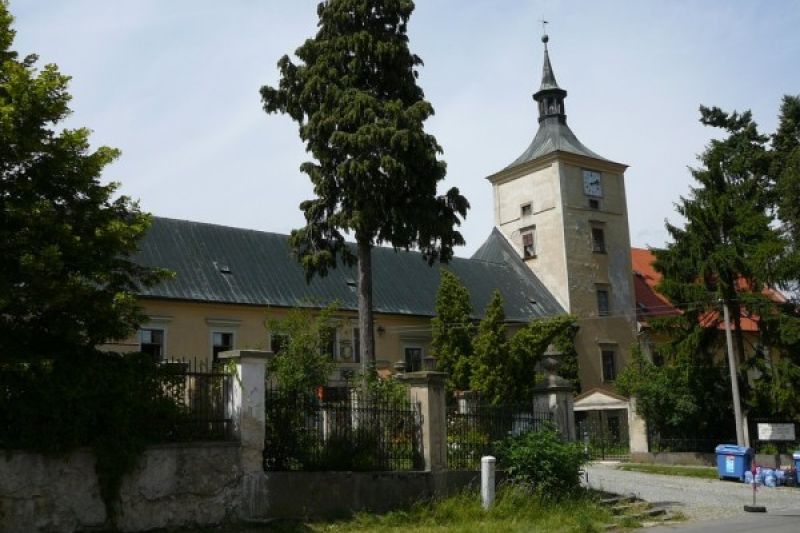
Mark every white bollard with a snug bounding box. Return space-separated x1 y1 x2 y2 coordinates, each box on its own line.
481 455 496 510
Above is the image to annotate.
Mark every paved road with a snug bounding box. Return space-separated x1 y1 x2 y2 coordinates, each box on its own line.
647 512 800 533
585 462 800 531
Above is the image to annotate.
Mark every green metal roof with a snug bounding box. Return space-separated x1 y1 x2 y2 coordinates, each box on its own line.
134 217 564 322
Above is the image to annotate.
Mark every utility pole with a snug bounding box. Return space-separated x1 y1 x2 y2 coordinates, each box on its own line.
721 298 746 446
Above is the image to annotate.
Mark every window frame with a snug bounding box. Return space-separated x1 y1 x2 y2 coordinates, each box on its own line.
591 224 606 253
352 327 361 364
601 349 617 382
268 331 290 354
210 329 236 363
521 227 536 259
319 326 339 360
403 345 424 373
139 327 166 361
596 285 611 316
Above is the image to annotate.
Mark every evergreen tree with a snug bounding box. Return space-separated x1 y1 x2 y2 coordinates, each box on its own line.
772 95 800 293
470 291 510 405
431 269 474 391
261 0 469 368
654 105 786 364
0 3 166 359
638 102 800 435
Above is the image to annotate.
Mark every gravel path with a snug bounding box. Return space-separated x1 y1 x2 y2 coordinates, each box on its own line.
585 462 800 523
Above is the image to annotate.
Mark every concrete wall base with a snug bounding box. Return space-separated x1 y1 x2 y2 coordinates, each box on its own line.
245 470 503 521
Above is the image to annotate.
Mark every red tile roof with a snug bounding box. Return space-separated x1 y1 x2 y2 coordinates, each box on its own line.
630 247 784 332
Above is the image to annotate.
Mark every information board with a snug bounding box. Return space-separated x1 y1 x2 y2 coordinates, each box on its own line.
757 423 796 441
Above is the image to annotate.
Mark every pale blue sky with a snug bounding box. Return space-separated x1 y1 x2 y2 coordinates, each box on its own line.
9 1 800 255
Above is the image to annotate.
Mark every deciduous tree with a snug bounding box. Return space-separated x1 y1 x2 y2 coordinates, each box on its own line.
0 2 166 359
261 0 469 369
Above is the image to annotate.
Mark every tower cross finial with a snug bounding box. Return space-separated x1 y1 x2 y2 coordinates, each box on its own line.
540 18 549 47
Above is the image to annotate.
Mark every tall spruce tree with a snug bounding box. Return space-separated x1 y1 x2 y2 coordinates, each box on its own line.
654 106 786 364
470 291 510 405
0 2 166 359
261 0 469 368
431 269 474 391
772 95 800 293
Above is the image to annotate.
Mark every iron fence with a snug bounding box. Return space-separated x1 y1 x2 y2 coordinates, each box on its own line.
447 400 552 469
263 384 424 471
157 358 235 442
646 435 732 454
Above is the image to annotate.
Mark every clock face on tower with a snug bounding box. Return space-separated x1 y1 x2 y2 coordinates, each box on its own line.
582 170 602 197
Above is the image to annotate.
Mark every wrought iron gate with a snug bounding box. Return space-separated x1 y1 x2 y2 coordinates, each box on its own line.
576 409 630 461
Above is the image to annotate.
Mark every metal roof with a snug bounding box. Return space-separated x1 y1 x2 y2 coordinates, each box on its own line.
538 45 561 92
507 120 612 168
506 35 615 170
134 217 564 322
471 227 564 316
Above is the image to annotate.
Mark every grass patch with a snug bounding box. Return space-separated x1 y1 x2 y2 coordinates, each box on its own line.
304 486 612 533
617 463 718 479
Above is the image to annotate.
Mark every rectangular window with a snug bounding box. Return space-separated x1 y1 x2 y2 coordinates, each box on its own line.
596 288 610 316
520 203 532 217
602 350 617 381
588 198 600 210
320 327 338 360
591 227 606 253
405 347 423 372
212 331 234 363
269 332 289 354
522 230 536 259
140 328 165 361
352 327 361 364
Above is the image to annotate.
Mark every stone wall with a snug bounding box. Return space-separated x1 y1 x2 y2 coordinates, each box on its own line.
0 442 241 533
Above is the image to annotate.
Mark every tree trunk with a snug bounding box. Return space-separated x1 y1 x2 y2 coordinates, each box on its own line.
357 239 376 373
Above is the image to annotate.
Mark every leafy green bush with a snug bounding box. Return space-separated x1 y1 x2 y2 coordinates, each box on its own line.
497 427 586 497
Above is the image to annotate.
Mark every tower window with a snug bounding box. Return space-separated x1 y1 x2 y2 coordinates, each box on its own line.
602 350 617 381
596 287 610 316
522 229 536 259
520 203 532 217
588 199 600 210
591 227 606 253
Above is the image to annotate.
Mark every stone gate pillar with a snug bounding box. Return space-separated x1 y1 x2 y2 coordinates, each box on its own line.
533 354 576 441
398 371 447 471
218 349 272 473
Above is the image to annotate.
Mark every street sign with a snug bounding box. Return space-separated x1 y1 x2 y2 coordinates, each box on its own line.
757 423 796 441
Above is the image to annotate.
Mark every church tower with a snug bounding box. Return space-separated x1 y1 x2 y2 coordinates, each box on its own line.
485 33 637 391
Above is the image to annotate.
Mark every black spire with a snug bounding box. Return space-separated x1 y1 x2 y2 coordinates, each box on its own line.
501 30 613 170
533 34 567 124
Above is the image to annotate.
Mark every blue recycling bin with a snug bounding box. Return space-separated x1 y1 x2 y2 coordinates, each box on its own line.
715 444 754 481
793 451 800 484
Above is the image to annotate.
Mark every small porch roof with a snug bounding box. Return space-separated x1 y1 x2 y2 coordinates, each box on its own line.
574 388 630 412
